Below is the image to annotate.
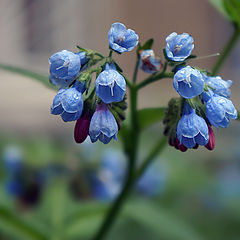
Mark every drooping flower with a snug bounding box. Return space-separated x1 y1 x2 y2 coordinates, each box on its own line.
205 125 215 151
165 32 194 62
202 74 232 98
108 22 139 53
50 81 84 122
74 113 91 143
173 66 204 98
205 94 237 128
89 103 118 144
139 49 161 73
95 63 126 104
49 50 87 88
177 103 209 148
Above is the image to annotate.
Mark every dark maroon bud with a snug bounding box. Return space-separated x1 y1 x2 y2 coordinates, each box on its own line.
74 114 91 144
176 138 188 152
205 125 215 151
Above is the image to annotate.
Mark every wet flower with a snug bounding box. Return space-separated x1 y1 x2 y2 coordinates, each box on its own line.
139 49 161 73
206 94 237 128
95 63 126 104
173 66 204 98
177 103 209 148
202 74 232 98
49 50 86 88
89 103 118 144
74 113 91 143
165 32 194 62
108 22 139 53
50 82 84 122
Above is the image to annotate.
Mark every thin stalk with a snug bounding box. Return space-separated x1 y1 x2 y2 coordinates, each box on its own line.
212 29 240 75
92 85 139 240
136 72 174 90
133 55 140 83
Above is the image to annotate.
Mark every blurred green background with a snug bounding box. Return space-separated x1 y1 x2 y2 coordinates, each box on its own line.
1 0 240 240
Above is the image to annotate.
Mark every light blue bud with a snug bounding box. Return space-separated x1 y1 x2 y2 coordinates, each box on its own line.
89 103 118 144
51 85 83 122
166 32 194 62
95 63 126 104
173 66 204 98
177 104 209 148
108 22 139 53
49 50 82 88
202 73 232 98
206 94 237 128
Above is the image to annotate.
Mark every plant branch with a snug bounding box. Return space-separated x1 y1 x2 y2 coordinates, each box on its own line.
136 72 174 90
212 28 240 75
133 55 140 83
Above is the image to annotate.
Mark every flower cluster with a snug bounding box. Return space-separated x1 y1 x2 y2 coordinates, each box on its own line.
163 33 237 151
49 22 137 144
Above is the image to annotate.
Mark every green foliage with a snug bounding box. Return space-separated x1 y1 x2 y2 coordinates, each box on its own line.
137 38 154 53
209 0 240 28
0 206 47 240
137 107 166 131
0 64 56 91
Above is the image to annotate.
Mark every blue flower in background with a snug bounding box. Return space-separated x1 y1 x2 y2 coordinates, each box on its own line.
177 103 209 148
202 74 232 98
206 94 237 128
3 145 23 173
49 50 86 88
136 162 166 196
108 22 139 53
165 32 194 62
173 66 204 98
95 63 126 104
89 103 118 144
91 149 126 201
51 81 84 122
139 50 161 74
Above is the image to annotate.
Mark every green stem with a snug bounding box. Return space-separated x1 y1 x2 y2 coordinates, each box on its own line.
136 72 174 90
133 55 140 83
135 136 167 180
92 85 139 240
212 28 240 75
109 50 113 58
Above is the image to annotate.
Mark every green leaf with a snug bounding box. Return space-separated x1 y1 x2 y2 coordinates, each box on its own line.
0 206 47 240
209 0 232 20
138 107 166 131
224 0 240 26
0 64 56 91
124 202 203 240
138 38 154 52
65 202 108 239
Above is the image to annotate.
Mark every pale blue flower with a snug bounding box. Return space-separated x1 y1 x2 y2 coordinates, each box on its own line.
206 94 237 128
173 66 204 98
139 49 161 73
49 50 86 88
166 32 194 62
108 22 139 53
202 74 232 98
177 104 209 148
95 63 126 104
50 82 84 122
89 103 118 144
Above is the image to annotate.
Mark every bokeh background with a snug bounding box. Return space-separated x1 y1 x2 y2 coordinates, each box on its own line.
0 0 240 240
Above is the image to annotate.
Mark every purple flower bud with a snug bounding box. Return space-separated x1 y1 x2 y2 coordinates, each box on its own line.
139 50 161 73
205 125 215 151
74 114 91 144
